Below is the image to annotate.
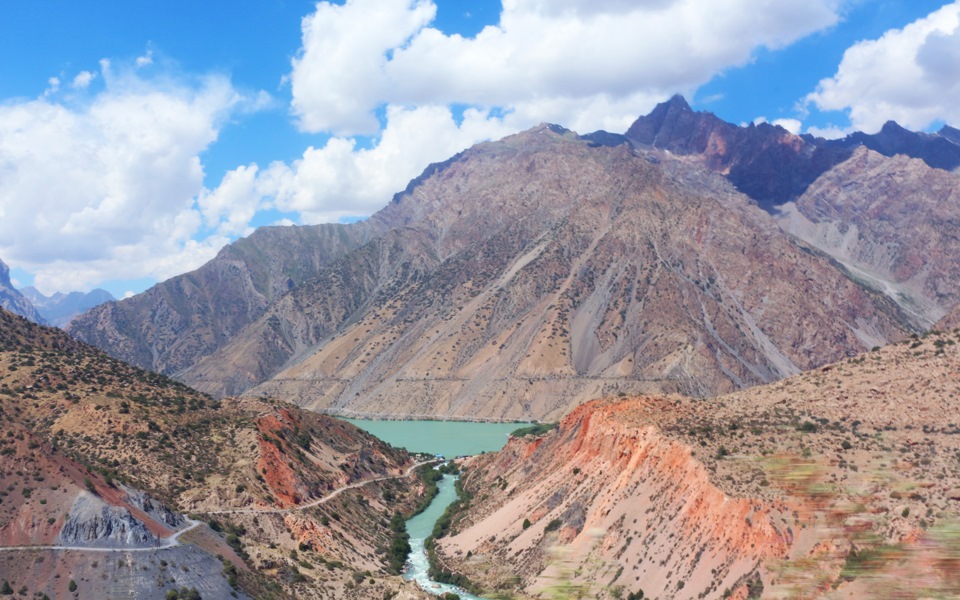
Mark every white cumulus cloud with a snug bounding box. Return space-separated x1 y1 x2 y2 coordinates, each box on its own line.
274 0 844 225
290 0 842 137
242 104 517 224
0 60 262 294
71 70 97 89
806 2 960 132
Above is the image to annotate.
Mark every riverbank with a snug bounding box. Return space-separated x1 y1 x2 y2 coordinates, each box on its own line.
405 473 488 600
330 409 535 423
344 419 533 458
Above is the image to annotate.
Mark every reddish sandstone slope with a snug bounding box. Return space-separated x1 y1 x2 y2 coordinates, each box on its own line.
440 330 960 599
442 398 791 599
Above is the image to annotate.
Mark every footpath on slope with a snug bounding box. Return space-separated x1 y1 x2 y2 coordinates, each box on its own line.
0 459 439 553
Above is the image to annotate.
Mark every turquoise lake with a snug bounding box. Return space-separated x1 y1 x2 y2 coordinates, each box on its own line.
345 419 531 457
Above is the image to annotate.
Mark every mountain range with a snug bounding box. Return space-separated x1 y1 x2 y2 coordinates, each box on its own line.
20 286 114 327
67 97 960 421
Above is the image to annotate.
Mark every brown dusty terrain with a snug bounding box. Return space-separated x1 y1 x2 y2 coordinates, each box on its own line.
437 329 960 599
0 308 431 599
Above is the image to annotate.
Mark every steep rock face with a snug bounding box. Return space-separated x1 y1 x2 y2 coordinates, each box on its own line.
216 126 910 418
441 398 791 599
123 486 185 529
21 286 114 327
626 96 960 210
58 492 159 548
67 221 381 376
0 259 44 324
625 95 853 209
777 147 960 328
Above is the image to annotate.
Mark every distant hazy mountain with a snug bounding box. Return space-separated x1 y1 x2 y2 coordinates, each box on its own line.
0 258 45 324
21 286 114 327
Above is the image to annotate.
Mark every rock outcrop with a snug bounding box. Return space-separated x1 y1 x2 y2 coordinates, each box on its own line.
0 259 44 324
58 492 159 548
122 486 185 529
441 397 791 599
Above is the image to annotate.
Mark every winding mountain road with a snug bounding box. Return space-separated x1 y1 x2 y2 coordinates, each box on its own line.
202 459 439 516
0 459 439 553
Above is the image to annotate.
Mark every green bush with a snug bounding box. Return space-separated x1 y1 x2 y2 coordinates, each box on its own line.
510 422 558 438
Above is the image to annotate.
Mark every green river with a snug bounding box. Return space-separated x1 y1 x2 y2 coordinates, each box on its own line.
346 419 531 599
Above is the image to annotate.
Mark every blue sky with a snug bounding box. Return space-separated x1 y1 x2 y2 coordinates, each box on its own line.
1 0 958 298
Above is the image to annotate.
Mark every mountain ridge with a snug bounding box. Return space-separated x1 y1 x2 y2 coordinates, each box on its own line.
0 259 45 324
186 125 910 419
66 101 960 418
21 286 114 327
437 330 960 598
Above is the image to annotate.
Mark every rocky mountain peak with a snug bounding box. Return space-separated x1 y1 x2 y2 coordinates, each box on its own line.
0 259 9 288
939 124 960 145
0 258 45 324
625 94 731 154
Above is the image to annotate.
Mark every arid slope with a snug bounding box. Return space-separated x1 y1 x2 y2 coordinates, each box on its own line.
0 308 429 599
438 330 960 599
195 126 909 420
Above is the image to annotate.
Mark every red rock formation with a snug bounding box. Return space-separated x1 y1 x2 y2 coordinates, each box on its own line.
443 397 792 599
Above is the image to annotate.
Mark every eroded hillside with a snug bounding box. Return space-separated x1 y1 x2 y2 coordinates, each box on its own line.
436 329 960 599
191 125 909 420
0 308 430 599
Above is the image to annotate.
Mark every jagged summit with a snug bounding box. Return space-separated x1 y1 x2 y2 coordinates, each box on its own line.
625 96 960 208
0 258 45 324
